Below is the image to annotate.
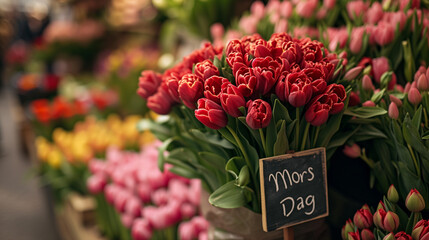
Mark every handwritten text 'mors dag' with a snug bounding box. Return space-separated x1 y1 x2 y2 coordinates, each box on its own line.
268 166 315 217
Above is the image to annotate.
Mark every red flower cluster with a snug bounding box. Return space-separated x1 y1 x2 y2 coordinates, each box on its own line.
138 33 346 129
30 97 88 124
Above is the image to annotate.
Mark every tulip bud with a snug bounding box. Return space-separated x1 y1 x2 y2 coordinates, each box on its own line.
383 211 400 232
412 219 429 240
417 74 429 91
404 82 412 93
362 100 376 107
395 231 413 240
349 92 361 107
389 95 403 107
345 66 363 81
132 218 153 240
383 233 395 240
361 204 371 211
348 231 361 240
387 184 399 203
408 87 422 105
361 229 374 240
195 98 228 130
406 189 426 212
350 27 365 54
362 75 375 90
388 102 399 120
343 144 361 158
377 201 386 210
372 57 389 83
343 219 355 240
373 208 386 229
353 208 373 229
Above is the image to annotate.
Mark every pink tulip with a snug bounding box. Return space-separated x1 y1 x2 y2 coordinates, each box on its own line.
417 74 429 90
388 102 399 119
350 27 365 54
389 95 403 107
372 57 389 83
404 82 412 93
279 1 293 18
343 144 361 158
239 15 258 34
132 218 153 240
199 232 209 240
181 203 196 219
251 1 265 19
191 216 210 233
296 0 318 19
137 183 152 203
210 23 224 40
363 100 376 107
366 2 383 24
408 87 422 105
344 66 363 81
275 19 288 33
347 0 367 20
362 75 375 90
324 0 336 9
87 174 107 194
125 197 142 218
374 23 395 46
121 213 134 228
179 222 198 240
152 188 169 206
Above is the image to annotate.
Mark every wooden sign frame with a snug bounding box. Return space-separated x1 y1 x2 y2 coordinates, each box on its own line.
259 147 329 232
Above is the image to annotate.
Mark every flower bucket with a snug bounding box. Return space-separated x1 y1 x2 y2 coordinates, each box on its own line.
200 191 331 240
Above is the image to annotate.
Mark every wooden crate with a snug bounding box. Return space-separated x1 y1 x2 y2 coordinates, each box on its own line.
56 193 106 240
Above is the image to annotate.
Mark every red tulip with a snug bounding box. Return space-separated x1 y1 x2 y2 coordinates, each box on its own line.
373 209 399 232
362 100 376 107
235 67 258 97
147 83 174 115
305 94 331 126
360 229 374 240
246 99 272 129
204 76 229 104
166 72 183 103
220 82 246 117
137 70 162 99
395 231 413 240
353 208 373 229
178 73 204 109
406 189 426 212
194 60 219 80
195 98 227 130
412 220 429 240
325 84 346 114
251 56 282 96
348 231 361 240
349 92 361 107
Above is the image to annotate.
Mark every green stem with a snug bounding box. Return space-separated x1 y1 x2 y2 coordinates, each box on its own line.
313 126 320 148
295 108 300 150
361 148 375 168
407 144 421 178
226 125 261 212
301 122 310 151
259 128 267 157
423 107 428 129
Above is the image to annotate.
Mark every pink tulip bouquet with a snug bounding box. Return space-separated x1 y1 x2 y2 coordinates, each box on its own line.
135 31 375 213
87 141 209 240
342 60 429 209
342 186 427 240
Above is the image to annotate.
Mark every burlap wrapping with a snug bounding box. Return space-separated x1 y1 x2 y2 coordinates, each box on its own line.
200 191 331 240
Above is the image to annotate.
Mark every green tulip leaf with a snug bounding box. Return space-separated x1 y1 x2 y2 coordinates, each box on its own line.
158 138 175 172
237 166 250 187
198 152 227 171
225 156 246 179
209 181 249 208
344 107 387 118
168 147 198 164
238 116 263 150
265 119 276 157
189 129 234 149
273 120 288 156
137 119 171 140
273 99 292 124
411 105 423 130
327 127 359 149
168 166 201 179
351 124 387 142
403 115 428 155
371 89 386 103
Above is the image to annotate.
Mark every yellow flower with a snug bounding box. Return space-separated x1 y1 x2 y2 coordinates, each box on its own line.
47 147 62 168
36 137 51 162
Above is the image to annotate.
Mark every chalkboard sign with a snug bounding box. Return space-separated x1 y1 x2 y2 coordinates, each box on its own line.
259 148 328 232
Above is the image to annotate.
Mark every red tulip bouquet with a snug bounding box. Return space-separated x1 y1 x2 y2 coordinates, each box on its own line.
342 186 427 240
137 32 360 213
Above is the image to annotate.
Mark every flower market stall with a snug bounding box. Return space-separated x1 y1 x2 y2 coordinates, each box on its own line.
1 0 429 240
